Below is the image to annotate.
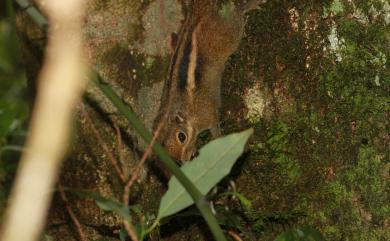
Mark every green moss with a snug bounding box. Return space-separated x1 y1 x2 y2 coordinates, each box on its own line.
220 1 390 240
8 0 389 239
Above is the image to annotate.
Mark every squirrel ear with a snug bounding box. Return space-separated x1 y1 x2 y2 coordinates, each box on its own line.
175 111 185 123
169 32 178 52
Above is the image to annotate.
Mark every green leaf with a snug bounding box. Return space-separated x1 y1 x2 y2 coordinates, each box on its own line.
158 129 253 219
274 227 325 241
218 192 252 209
0 101 27 137
65 188 132 222
119 227 127 241
95 198 132 221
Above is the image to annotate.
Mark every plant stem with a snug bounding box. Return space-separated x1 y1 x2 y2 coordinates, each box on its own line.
15 1 228 240
144 218 159 235
91 73 227 241
15 0 48 31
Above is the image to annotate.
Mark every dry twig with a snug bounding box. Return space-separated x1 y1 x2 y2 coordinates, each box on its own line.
82 105 150 240
82 106 126 183
58 185 87 241
121 122 164 241
123 122 164 205
228 230 243 241
114 124 125 169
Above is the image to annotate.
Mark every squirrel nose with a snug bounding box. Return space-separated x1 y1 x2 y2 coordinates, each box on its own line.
176 159 185 166
180 149 197 163
191 150 199 159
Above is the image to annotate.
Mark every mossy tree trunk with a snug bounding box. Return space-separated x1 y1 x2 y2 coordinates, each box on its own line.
15 0 390 240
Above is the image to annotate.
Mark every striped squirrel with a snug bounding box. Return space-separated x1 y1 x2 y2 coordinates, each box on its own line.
153 0 263 167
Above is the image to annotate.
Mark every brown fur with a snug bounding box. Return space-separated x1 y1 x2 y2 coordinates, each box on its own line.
153 0 263 173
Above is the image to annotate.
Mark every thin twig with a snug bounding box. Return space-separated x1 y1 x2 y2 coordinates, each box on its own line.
114 125 125 169
121 122 164 241
16 1 229 241
83 107 139 240
58 185 87 241
228 230 243 241
81 106 126 183
123 221 139 241
91 71 228 241
122 122 164 205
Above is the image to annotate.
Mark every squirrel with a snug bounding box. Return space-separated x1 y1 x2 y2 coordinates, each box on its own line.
153 0 263 171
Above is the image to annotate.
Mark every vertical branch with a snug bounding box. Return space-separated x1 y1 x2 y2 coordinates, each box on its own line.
0 1 88 241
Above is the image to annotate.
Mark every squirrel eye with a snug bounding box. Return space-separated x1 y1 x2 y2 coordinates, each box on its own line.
177 131 187 143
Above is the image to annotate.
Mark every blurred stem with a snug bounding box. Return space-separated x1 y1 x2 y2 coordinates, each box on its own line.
1 0 87 240
0 145 25 157
16 1 227 240
4 0 13 18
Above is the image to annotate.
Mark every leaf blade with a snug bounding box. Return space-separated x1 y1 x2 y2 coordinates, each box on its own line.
158 129 253 218
64 188 132 222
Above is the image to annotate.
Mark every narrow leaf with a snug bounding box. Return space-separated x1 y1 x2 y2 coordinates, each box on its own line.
219 192 253 209
120 227 127 241
158 129 253 218
65 188 132 222
95 198 132 222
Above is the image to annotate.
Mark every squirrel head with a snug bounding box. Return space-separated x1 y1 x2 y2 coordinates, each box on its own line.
155 107 199 164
